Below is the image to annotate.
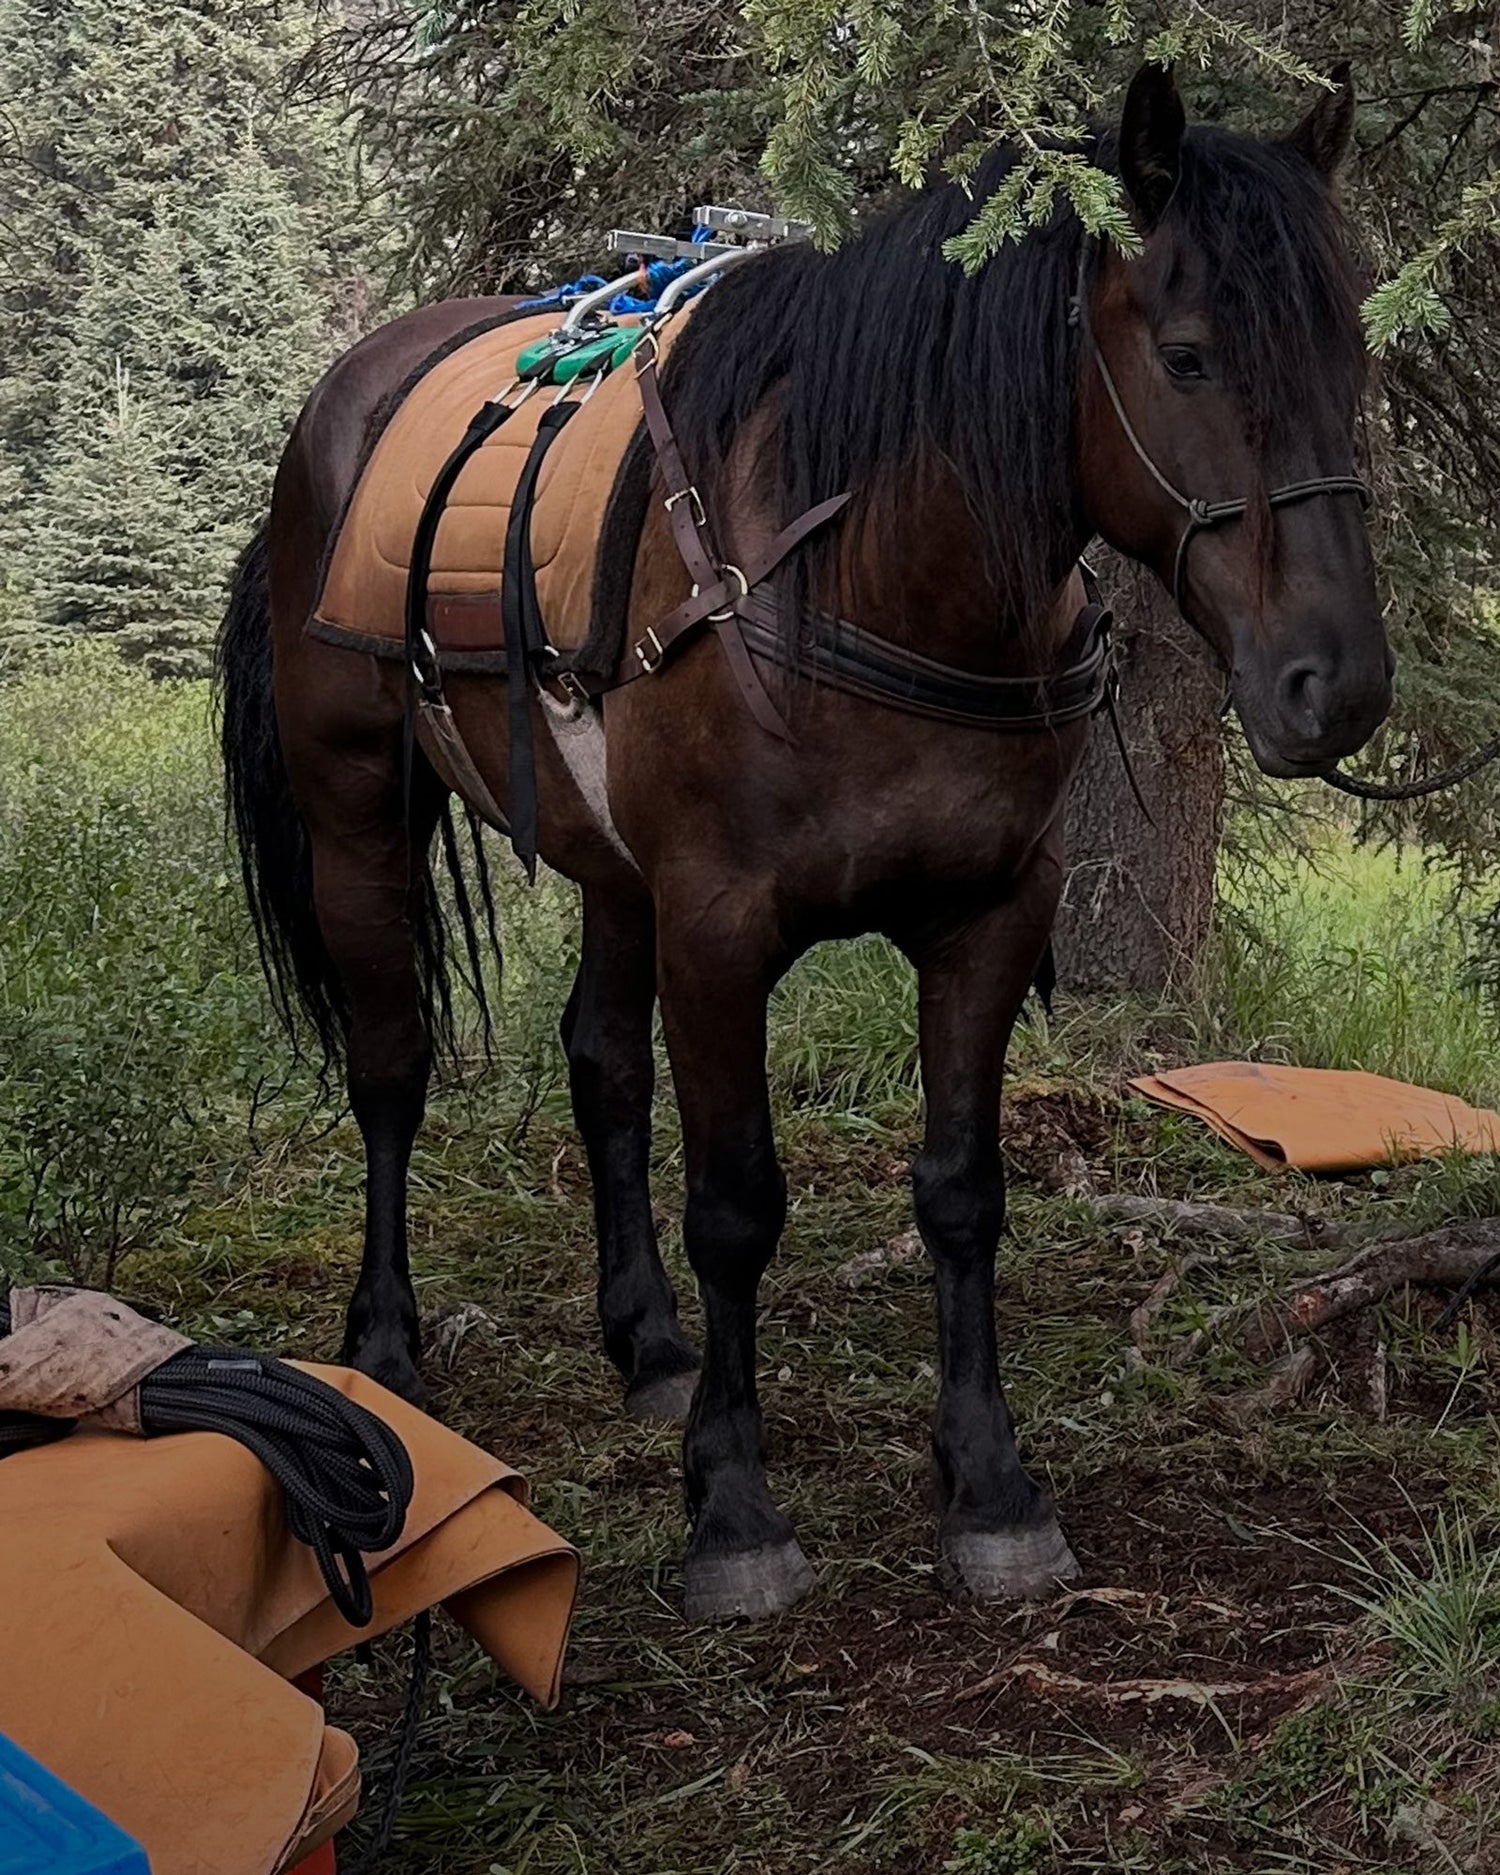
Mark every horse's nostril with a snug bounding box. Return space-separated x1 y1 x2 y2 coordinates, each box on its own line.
1278 657 1334 731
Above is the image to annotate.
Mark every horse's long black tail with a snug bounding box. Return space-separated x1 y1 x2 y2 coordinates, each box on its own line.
216 525 350 1065
215 525 500 1073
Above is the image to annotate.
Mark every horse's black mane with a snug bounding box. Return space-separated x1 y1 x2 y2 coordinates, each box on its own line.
662 123 1365 634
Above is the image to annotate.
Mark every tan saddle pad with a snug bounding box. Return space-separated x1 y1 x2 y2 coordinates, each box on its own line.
0 1361 578 1875
315 308 689 659
1132 1061 1500 1173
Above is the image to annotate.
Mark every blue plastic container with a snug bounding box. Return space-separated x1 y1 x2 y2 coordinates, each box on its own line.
0 1732 150 1874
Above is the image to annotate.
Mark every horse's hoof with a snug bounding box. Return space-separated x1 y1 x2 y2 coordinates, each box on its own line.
343 1338 428 1411
625 1367 700 1423
942 1520 1080 1601
683 1538 815 1622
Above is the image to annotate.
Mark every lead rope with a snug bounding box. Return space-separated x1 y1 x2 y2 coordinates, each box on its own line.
1102 673 1158 828
341 1611 434 1875
1321 729 1500 801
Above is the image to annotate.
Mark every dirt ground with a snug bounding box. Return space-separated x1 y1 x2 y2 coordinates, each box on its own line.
156 1081 1500 1874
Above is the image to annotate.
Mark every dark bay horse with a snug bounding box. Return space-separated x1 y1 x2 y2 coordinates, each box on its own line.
219 65 1392 1619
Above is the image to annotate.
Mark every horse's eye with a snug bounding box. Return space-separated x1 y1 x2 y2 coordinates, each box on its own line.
1160 344 1206 381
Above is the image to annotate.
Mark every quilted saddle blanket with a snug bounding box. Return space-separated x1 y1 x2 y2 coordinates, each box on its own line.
313 308 689 662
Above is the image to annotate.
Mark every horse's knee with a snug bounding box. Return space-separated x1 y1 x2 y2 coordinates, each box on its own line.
684 1151 787 1286
912 1150 1005 1262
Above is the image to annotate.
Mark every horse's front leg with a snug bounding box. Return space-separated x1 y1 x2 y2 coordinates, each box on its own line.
656 882 813 1621
902 871 1081 1599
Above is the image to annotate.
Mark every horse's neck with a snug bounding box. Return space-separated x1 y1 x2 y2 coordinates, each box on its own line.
829 477 1084 675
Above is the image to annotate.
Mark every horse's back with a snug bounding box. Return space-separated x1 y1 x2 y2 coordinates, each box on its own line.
283 296 529 533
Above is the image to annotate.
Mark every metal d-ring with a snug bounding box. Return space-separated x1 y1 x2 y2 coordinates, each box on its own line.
691 562 750 623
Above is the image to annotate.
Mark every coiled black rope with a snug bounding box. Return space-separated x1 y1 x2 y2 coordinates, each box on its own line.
0 1297 412 1625
137 1349 413 1625
0 1293 430 1866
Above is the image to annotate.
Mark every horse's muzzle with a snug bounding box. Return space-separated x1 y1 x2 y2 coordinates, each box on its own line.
1237 641 1395 778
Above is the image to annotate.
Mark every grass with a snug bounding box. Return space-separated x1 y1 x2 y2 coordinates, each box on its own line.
1213 838 1500 1106
4 644 1500 1873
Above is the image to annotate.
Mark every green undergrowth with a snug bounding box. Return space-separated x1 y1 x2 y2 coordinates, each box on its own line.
4 644 1500 1871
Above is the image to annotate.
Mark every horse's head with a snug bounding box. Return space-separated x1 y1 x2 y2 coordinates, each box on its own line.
1078 63 1393 778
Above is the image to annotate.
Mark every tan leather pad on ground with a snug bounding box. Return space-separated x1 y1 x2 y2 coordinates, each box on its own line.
315 310 688 655
1131 1062 1500 1173
0 1363 578 1875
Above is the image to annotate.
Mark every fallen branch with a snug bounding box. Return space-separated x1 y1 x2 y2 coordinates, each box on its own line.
1005 1657 1341 1708
1369 1341 1389 1423
1213 1342 1320 1429
1089 1194 1388 1252
1235 1220 1500 1359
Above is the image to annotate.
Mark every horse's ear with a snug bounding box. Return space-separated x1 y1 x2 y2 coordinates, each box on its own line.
1119 62 1186 231
1286 61 1355 178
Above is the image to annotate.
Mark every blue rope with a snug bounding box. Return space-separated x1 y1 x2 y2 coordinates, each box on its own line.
522 227 719 316
516 272 607 311
608 256 693 314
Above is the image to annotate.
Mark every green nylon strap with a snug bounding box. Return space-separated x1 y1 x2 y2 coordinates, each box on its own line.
552 329 626 383
514 320 647 387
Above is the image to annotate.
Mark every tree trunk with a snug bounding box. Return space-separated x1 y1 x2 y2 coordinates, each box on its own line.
1054 552 1226 994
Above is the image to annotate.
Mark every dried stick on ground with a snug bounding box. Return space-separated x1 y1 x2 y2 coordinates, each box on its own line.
1233 1219 1500 1358
1089 1194 1395 1252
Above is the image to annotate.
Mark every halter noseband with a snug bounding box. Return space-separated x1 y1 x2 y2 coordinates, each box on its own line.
1068 237 1370 614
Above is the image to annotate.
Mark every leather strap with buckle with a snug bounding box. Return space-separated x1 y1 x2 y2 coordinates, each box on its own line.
629 330 850 739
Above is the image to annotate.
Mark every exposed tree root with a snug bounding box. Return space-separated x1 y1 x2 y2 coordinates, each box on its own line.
1100 1198 1500 1410
1128 1259 1203 1349
1090 1193 1393 1252
1213 1342 1320 1429
1232 1219 1500 1359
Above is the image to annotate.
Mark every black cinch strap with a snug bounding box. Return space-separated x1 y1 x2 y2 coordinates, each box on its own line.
403 383 536 841
503 400 579 880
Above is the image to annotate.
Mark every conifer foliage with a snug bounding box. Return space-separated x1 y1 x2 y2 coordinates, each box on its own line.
0 0 376 674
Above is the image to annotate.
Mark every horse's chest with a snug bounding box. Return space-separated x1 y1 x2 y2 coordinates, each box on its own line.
781 730 1082 903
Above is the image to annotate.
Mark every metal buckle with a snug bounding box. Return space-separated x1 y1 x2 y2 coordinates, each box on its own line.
556 668 591 703
664 485 707 529
634 627 666 674
410 627 443 694
691 563 750 624
633 326 661 375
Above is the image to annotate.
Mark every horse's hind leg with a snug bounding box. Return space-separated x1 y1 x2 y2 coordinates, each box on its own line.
294 732 442 1408
561 884 700 1419
902 870 1081 1600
